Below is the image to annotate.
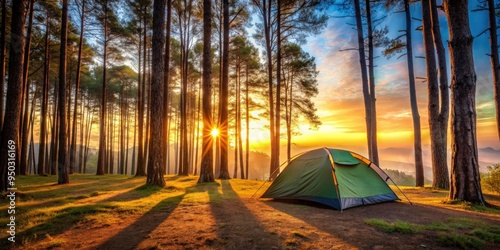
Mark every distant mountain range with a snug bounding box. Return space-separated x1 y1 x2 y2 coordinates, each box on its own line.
378 146 500 177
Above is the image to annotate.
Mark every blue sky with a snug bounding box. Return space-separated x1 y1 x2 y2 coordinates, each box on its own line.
292 0 499 153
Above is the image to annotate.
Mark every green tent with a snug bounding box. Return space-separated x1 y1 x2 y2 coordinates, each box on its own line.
261 148 399 210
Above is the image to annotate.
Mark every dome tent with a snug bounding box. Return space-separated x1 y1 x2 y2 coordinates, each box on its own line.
261 148 400 210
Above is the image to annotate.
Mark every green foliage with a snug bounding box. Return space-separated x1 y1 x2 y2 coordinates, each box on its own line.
382 39 406 59
438 233 485 249
366 217 500 249
481 164 500 194
472 228 500 243
384 169 416 186
364 219 418 234
443 200 500 214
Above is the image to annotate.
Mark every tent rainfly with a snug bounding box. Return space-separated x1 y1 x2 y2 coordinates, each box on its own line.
261 148 400 210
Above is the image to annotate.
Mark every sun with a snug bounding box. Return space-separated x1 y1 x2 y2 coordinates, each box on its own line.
211 128 219 138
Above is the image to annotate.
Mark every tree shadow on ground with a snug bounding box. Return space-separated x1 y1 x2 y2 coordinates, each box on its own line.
101 184 164 203
4 203 119 248
265 199 500 249
97 193 186 249
207 180 281 249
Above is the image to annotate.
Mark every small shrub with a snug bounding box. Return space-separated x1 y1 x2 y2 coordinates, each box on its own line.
482 164 500 194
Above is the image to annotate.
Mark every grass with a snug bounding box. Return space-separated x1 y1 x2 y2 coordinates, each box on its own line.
364 219 419 234
365 217 500 249
2 175 499 249
443 200 500 215
0 174 256 246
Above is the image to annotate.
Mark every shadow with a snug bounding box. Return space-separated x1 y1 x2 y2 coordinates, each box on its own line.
268 198 336 210
3 203 117 248
97 193 185 250
15 179 147 212
207 180 281 249
265 199 500 249
101 184 163 203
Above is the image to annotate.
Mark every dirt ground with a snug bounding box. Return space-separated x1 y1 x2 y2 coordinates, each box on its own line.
21 182 500 250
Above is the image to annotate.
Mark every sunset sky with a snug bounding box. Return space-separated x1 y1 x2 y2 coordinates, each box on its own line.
274 0 500 157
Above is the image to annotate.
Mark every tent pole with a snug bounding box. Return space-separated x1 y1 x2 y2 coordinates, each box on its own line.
389 178 413 205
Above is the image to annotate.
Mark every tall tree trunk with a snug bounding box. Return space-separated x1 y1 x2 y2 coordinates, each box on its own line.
20 0 35 175
245 63 250 179
262 0 277 180
0 0 26 191
84 112 93 173
218 0 231 179
71 0 86 175
405 0 424 187
287 74 293 163
136 13 146 176
444 0 485 205
274 0 282 178
365 0 379 166
487 0 500 141
354 0 371 163
131 106 137 175
145 55 151 169
427 0 450 189
237 64 244 179
79 90 85 173
0 0 6 131
198 0 214 182
57 0 70 184
38 17 50 175
194 78 202 175
97 0 108 176
147 0 166 186
163 0 172 173
50 83 58 175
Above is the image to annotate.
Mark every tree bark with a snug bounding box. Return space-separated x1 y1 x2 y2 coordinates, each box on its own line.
147 0 166 186
274 0 282 178
0 0 27 191
245 63 250 179
38 16 50 175
57 0 70 184
97 0 108 176
20 0 35 175
366 0 379 167
263 0 277 180
71 0 86 175
218 0 231 179
487 0 500 141
198 0 215 183
163 0 172 173
427 0 450 189
50 83 59 175
405 0 424 187
444 0 485 205
354 0 372 163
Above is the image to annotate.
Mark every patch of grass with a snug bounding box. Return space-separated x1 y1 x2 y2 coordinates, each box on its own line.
421 221 449 231
447 218 484 230
472 228 500 243
443 200 500 215
364 219 418 234
439 233 485 249
366 217 499 249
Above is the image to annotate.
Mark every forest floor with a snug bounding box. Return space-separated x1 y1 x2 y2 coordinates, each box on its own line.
1 174 500 250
